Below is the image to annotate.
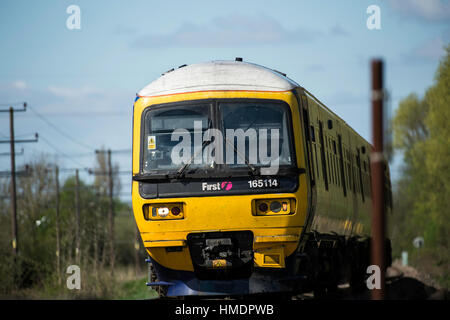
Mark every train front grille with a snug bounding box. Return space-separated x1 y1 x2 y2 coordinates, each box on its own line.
186 231 254 280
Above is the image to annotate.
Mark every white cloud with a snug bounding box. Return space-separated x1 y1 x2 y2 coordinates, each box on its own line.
42 84 133 116
388 0 450 21
132 13 322 48
414 37 446 60
12 80 27 90
47 85 104 100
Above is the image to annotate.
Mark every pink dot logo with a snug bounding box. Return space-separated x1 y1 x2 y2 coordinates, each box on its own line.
221 181 233 191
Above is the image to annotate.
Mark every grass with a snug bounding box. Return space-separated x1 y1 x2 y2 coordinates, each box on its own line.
0 266 159 300
116 277 159 300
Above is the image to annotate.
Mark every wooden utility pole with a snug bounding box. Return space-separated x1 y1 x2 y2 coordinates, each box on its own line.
107 149 115 275
75 169 81 265
55 166 61 285
9 107 18 256
370 59 386 300
0 103 36 256
92 201 99 275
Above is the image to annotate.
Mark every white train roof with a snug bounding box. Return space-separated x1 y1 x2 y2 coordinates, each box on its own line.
138 60 299 97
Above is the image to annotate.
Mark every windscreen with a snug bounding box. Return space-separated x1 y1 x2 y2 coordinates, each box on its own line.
221 101 293 171
143 104 211 172
142 100 294 175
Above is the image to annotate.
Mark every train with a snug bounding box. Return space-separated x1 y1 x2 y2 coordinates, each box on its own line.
131 59 392 297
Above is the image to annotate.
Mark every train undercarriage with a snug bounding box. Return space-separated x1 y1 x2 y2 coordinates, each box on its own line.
146 231 392 298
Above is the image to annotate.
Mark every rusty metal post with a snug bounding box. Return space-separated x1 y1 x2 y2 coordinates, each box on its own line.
370 59 385 300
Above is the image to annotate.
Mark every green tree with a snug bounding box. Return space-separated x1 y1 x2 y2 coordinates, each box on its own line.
392 45 450 287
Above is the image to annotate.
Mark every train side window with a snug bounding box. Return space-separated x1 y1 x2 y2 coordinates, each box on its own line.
356 148 365 202
348 152 354 192
302 108 315 185
350 169 354 192
348 168 352 192
329 152 333 185
338 160 341 187
312 125 320 179
335 156 338 186
343 156 347 188
334 154 338 186
315 146 320 179
331 153 335 185
327 152 332 185
333 143 338 186
318 121 328 191
338 135 347 197
327 137 334 185
338 158 341 186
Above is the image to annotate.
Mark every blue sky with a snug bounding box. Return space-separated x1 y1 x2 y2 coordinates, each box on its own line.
0 0 449 201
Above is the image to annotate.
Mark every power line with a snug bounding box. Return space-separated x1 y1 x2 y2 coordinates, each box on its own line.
28 105 95 152
15 132 39 138
27 111 130 117
0 133 38 144
0 148 24 156
24 146 95 158
106 149 132 154
39 135 87 168
0 102 26 107
87 169 131 176
0 165 32 177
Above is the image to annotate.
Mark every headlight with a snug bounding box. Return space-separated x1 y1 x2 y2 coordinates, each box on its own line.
143 203 185 220
156 207 169 217
270 201 282 213
258 202 269 212
253 198 296 216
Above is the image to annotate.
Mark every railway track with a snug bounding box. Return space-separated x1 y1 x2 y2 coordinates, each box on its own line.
150 266 447 300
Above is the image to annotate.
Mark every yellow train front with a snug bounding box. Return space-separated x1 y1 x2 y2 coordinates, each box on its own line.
132 60 389 297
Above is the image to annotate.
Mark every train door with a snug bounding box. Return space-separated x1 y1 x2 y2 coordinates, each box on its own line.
336 124 351 235
315 107 331 232
348 133 359 235
298 91 317 234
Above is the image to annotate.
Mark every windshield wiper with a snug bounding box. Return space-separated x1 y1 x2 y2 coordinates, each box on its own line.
223 137 260 176
175 139 212 178
132 173 173 181
175 119 213 178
